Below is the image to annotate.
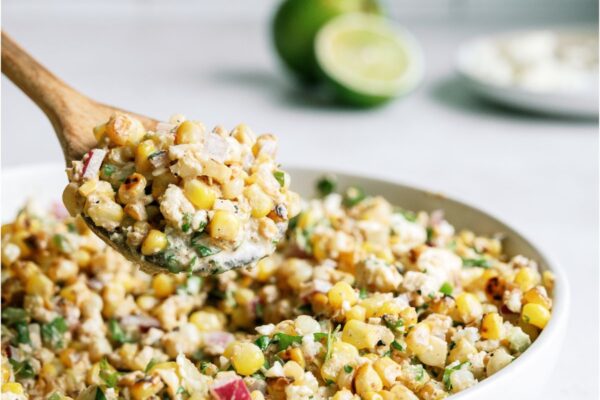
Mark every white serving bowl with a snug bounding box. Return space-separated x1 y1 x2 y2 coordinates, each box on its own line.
1 163 569 400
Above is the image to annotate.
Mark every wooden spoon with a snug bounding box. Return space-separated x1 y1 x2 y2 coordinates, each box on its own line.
1 32 268 274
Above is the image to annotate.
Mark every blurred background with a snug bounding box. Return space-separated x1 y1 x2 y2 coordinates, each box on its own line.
1 1 598 398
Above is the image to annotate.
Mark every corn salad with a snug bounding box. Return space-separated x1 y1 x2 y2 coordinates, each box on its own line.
64 114 300 274
1 177 553 399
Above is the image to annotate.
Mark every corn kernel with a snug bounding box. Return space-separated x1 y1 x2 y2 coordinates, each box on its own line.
175 120 203 144
190 310 224 332
448 338 477 364
362 392 383 400
355 364 383 396
328 281 358 310
288 347 306 368
184 179 216 209
342 320 380 350
250 391 265 400
283 360 304 381
480 312 504 340
346 305 367 322
86 201 124 231
209 210 240 241
118 173 147 204
93 123 107 142
244 184 274 218
542 270 555 293
373 357 402 388
135 139 157 172
229 342 264 376
78 179 98 196
142 230 168 256
106 113 145 146
131 379 164 400
522 303 551 329
455 292 483 323
152 173 178 199
26 272 54 299
331 389 358 400
2 382 24 394
523 287 552 310
256 256 277 282
234 288 255 306
374 301 403 318
514 267 539 292
321 341 359 381
136 295 159 311
203 159 232 184
152 273 175 298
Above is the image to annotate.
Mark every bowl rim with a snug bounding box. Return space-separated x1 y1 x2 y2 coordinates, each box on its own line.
1 163 570 398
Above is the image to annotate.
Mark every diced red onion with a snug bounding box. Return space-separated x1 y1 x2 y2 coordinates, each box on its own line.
82 149 107 180
210 377 251 400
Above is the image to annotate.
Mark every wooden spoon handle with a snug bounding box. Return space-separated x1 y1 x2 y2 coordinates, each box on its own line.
1 31 97 161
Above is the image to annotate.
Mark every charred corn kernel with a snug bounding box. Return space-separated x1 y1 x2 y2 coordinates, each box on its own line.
455 292 483 323
131 379 164 400
289 347 306 368
184 179 216 209
175 120 203 144
448 338 477 364
93 123 107 141
229 342 264 376
480 312 504 340
142 230 168 256
283 360 304 381
522 303 551 329
523 287 552 310
152 173 178 199
256 256 277 282
342 320 380 350
2 382 24 394
514 267 539 292
78 179 98 196
136 295 159 311
355 364 384 396
244 184 274 218
135 139 157 172
26 272 54 299
209 210 240 241
373 357 402 388
346 305 367 322
152 273 175 298
106 113 145 146
321 341 359 381
477 269 499 289
250 391 265 400
87 201 124 231
118 173 147 204
234 288 255 306
328 281 358 309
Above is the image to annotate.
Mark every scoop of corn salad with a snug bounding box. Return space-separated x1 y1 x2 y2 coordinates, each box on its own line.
63 114 301 274
1 179 554 400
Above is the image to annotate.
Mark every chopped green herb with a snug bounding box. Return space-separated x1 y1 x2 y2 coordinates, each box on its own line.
462 257 491 268
2 307 28 326
95 387 107 400
99 358 119 388
273 333 303 351
101 164 117 177
288 215 299 231
316 175 337 197
397 208 417 222
324 325 340 361
48 393 62 400
384 318 404 331
66 222 77 232
359 288 368 299
52 234 72 253
181 213 193 233
414 364 425 381
255 302 264 318
325 379 335 385
195 245 219 258
443 362 469 390
342 364 353 373
342 186 366 207
108 319 132 344
176 386 190 396
148 150 167 161
14 322 31 345
313 332 328 341
273 171 286 187
145 358 157 374
41 317 68 348
440 282 453 296
255 335 271 351
9 358 35 379
426 227 434 243
200 361 210 373
391 340 405 352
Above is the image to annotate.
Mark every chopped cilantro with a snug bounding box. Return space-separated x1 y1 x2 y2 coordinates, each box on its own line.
397 208 417 222
99 358 119 388
9 358 35 379
52 234 72 253
255 335 271 351
443 362 469 390
41 317 68 348
273 171 286 187
95 387 107 400
101 164 117 177
15 322 31 345
391 340 405 352
426 227 434 243
359 288 368 299
176 386 190 396
316 175 337 197
414 364 425 381
145 358 157 374
273 333 303 351
48 393 62 400
181 213 193 233
343 365 353 373
324 325 340 361
2 307 28 326
384 318 404 331
342 186 366 207
439 282 453 296
462 257 491 268
313 332 328 341
195 245 219 258
108 319 132 344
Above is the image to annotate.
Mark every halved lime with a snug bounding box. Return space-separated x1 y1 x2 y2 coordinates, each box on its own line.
315 13 424 106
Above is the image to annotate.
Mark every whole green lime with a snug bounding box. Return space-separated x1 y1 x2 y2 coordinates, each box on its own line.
272 0 379 82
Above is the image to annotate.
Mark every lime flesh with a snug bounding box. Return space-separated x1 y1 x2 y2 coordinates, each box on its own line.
315 13 423 106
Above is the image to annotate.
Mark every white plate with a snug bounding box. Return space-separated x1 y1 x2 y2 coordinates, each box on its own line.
1 163 569 400
456 29 598 118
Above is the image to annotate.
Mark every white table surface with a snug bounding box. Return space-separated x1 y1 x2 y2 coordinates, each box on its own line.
1 3 598 399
